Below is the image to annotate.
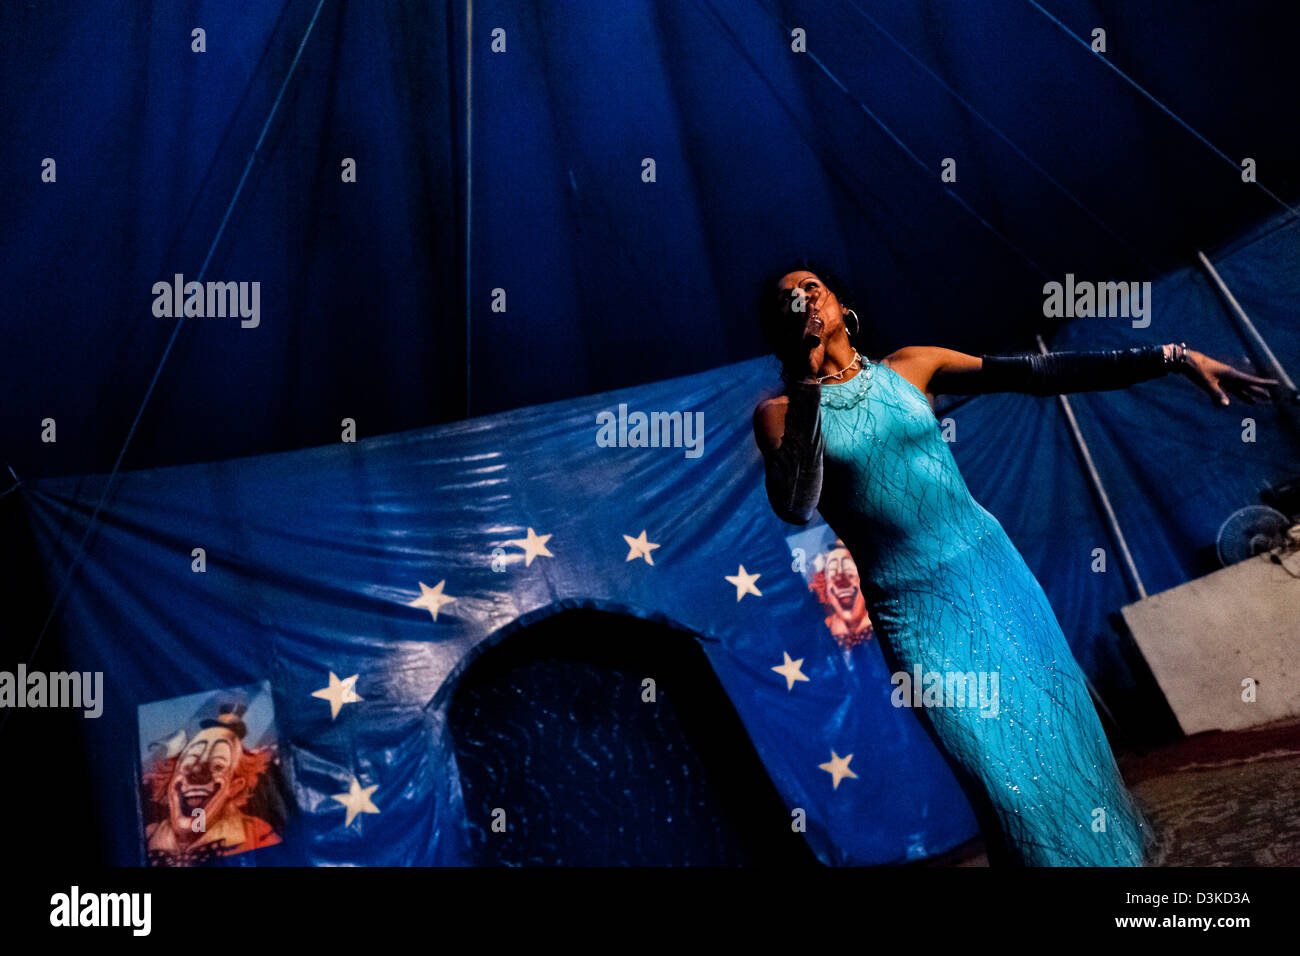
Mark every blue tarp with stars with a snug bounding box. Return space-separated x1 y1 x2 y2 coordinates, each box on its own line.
23 353 987 866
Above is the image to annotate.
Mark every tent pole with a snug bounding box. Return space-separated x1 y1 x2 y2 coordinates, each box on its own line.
1035 334 1148 601
1196 249 1298 397
465 0 474 418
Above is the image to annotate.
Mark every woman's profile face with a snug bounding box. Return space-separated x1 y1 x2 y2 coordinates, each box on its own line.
775 270 847 345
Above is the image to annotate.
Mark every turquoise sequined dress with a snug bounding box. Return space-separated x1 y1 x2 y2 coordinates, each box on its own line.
817 359 1151 866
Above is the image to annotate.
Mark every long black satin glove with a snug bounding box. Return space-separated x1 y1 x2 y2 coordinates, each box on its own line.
763 383 825 525
946 346 1171 396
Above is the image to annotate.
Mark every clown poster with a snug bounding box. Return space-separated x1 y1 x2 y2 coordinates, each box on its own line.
137 681 288 866
787 524 875 653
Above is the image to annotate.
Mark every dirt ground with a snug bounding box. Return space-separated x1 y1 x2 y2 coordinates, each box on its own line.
928 717 1300 867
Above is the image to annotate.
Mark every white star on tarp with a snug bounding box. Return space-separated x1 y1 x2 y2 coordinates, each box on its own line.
772 652 810 691
504 527 554 566
725 564 762 601
408 580 456 621
622 530 660 565
332 776 380 827
312 671 363 720
819 750 858 790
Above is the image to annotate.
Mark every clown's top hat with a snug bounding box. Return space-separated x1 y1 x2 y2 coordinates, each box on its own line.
199 701 248 740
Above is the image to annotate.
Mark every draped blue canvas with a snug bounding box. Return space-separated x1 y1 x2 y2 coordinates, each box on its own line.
24 359 987 866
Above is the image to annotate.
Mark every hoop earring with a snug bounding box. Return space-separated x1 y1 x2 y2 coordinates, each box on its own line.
844 308 860 337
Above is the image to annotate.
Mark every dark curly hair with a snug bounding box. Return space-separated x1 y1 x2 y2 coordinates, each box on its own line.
756 258 867 389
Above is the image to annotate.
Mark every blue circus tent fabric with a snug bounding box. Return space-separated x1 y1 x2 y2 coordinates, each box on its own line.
4 0 1299 485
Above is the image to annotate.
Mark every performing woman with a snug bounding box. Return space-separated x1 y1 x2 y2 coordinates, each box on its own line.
752 263 1277 866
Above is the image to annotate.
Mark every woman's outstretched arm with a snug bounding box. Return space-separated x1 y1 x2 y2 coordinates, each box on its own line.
889 344 1277 406
753 383 825 525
